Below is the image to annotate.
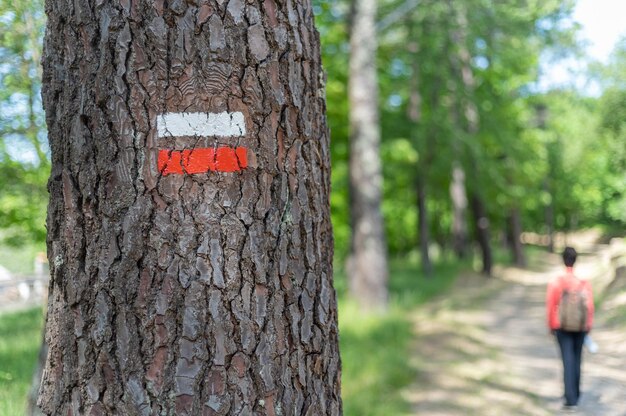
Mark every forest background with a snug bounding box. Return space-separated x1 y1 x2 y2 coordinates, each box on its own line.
1 0 625 415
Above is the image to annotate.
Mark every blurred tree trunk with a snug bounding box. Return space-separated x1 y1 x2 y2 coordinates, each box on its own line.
407 35 433 277
449 0 492 275
416 177 433 276
38 1 341 415
508 208 526 267
537 105 555 253
544 179 555 253
444 2 469 260
347 0 389 310
470 194 493 275
450 163 469 259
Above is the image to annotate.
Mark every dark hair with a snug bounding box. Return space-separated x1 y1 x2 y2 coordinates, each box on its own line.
562 247 577 267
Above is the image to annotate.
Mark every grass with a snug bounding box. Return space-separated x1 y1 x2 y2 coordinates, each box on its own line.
0 307 44 416
339 302 415 415
335 258 465 416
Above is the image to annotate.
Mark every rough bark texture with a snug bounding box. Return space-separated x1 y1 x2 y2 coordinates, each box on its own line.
347 0 388 310
39 1 341 415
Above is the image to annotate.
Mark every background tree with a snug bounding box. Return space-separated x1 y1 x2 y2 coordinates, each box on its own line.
347 0 389 310
406 25 433 277
38 1 341 414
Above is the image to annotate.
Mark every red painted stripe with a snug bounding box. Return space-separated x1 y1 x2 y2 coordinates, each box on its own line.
158 147 248 175
158 150 184 175
236 146 248 168
184 148 216 173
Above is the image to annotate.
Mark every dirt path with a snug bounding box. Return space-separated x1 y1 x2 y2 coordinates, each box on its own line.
405 238 626 415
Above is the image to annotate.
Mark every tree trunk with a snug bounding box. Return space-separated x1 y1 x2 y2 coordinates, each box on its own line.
448 0 492 271
508 207 526 267
470 193 492 275
407 35 432 277
444 0 470 261
416 178 433 276
347 0 389 311
544 179 555 253
39 1 341 415
450 163 469 259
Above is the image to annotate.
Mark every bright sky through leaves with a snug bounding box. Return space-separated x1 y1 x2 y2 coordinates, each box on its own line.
540 0 626 93
574 0 626 62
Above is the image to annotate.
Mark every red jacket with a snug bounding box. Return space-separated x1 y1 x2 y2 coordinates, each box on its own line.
546 268 594 331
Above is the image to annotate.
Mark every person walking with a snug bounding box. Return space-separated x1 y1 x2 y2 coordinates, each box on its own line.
546 246 594 411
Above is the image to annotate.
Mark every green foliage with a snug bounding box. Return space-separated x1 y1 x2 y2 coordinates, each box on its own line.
0 160 49 245
0 308 44 416
595 38 626 223
381 138 419 253
542 92 604 227
0 0 49 246
314 0 625 263
597 88 626 223
593 36 626 90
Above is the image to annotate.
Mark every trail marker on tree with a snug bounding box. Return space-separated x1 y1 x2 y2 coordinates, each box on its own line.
156 112 249 175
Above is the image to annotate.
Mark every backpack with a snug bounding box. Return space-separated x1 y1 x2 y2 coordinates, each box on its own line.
559 279 588 332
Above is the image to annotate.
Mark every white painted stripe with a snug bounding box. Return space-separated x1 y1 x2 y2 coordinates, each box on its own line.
157 112 246 138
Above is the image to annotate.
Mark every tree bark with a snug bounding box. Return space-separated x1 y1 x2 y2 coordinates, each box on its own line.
39 1 341 415
347 0 389 311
